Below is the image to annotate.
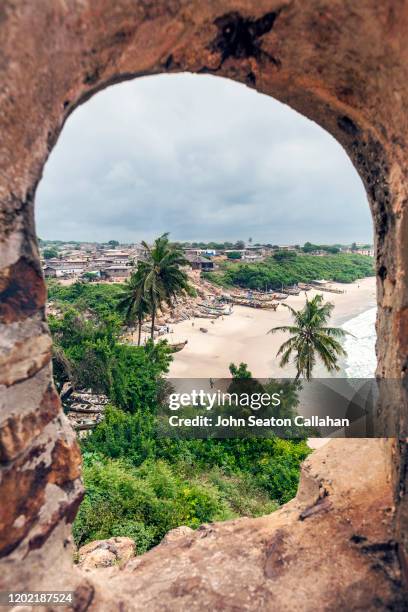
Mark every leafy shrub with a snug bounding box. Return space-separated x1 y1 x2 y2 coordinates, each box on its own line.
47 281 125 319
43 247 59 259
217 254 374 290
73 454 235 549
273 250 297 261
49 305 171 412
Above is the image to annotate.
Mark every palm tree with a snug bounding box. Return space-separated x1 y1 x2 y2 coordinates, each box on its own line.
52 342 73 392
268 294 348 380
140 233 194 340
117 269 150 345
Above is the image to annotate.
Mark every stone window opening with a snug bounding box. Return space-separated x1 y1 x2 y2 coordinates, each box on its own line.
0 3 407 609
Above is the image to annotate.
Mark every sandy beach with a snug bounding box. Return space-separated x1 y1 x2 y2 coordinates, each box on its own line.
159 276 376 379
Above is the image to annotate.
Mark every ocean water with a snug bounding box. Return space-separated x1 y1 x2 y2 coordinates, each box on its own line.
342 307 377 378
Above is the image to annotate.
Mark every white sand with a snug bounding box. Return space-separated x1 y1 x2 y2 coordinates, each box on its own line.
160 277 376 379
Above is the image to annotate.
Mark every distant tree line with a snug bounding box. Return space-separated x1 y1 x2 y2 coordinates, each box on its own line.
302 242 341 254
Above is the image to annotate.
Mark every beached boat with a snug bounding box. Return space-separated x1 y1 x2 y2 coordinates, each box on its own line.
194 310 218 319
198 302 225 311
230 298 278 309
282 287 300 296
234 293 275 302
272 293 289 300
198 304 226 314
316 286 345 294
168 340 188 353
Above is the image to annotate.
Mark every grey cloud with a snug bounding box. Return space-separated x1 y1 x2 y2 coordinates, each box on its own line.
36 73 372 244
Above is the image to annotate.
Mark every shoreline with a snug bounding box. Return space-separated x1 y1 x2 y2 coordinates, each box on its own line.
160 276 376 379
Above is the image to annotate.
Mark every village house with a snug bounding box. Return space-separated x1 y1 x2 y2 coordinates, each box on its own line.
224 249 245 257
184 248 205 257
185 254 216 271
245 245 267 255
100 265 132 280
43 266 58 278
278 245 297 251
342 244 374 257
43 260 87 278
101 250 131 264
352 246 374 256
241 246 265 261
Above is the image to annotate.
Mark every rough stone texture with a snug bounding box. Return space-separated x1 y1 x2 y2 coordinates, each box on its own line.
79 440 405 610
78 537 135 571
161 525 194 544
0 0 407 607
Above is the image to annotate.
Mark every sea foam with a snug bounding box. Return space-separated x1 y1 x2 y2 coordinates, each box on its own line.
342 307 377 378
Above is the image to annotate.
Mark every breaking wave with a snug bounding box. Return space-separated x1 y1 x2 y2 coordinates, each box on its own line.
342 307 377 378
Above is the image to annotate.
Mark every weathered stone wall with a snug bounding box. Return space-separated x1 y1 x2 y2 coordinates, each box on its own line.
0 0 407 605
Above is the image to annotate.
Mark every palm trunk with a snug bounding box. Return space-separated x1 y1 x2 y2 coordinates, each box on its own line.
150 305 156 340
137 316 142 346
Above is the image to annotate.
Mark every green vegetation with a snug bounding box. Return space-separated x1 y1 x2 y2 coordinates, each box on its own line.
47 280 124 319
73 452 283 552
43 247 59 259
302 242 340 254
70 364 309 550
49 306 171 411
117 271 151 345
226 251 242 260
269 294 348 380
179 240 246 250
81 271 99 282
74 402 309 550
273 250 297 262
205 253 374 290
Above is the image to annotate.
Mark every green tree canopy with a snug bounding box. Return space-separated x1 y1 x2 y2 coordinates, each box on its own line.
227 251 242 260
273 250 297 262
43 247 58 259
139 233 194 339
117 269 151 345
269 294 348 380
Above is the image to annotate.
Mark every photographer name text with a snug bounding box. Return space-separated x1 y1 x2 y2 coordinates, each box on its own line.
167 415 349 428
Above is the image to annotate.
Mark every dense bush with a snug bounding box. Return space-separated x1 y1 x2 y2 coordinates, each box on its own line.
207 253 374 290
273 250 297 262
302 242 340 254
47 280 125 319
83 406 309 498
73 455 231 550
49 305 171 412
43 247 59 259
75 404 309 549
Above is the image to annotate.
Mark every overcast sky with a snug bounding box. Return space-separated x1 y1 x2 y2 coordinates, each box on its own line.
36 73 372 245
